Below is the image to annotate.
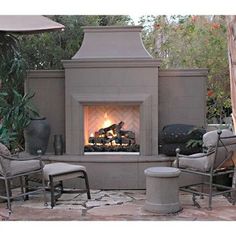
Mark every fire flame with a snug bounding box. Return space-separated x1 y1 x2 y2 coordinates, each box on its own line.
103 112 112 128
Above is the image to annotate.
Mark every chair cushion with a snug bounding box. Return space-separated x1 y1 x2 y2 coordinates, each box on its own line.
203 130 236 168
43 163 86 181
10 160 42 176
172 153 213 172
203 129 234 147
0 143 11 176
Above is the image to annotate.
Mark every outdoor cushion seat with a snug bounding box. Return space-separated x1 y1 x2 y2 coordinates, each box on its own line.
173 129 236 171
203 129 236 148
43 162 90 208
43 162 86 182
0 142 46 214
9 160 43 176
173 153 212 172
174 129 236 209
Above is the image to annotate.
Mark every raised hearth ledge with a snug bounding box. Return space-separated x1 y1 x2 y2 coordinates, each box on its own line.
40 154 175 163
19 152 175 189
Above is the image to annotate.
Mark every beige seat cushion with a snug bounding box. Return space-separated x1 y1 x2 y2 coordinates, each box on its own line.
203 129 234 147
10 160 42 176
203 129 236 168
43 163 86 182
173 153 213 172
173 129 236 172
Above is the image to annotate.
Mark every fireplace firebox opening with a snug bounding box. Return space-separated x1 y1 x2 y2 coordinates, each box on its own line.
84 104 140 154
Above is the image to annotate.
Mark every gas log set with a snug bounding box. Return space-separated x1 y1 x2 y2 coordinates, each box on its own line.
84 121 140 152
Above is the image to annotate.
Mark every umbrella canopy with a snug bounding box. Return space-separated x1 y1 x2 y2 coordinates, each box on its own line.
0 15 64 33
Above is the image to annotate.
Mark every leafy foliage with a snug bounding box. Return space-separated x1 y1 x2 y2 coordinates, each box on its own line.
140 15 231 123
0 90 39 150
0 33 39 150
0 33 26 94
19 15 131 70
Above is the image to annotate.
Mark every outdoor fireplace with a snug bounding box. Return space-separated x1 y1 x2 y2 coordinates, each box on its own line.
62 26 160 156
26 25 207 189
84 104 140 153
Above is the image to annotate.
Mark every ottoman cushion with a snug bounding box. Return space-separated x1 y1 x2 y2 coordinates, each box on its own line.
43 163 86 181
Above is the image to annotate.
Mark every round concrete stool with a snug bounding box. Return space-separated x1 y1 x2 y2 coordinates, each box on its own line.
144 167 181 214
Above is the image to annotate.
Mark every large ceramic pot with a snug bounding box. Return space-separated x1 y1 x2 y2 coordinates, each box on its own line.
24 117 51 155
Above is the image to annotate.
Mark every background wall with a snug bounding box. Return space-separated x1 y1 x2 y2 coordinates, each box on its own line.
158 69 207 132
25 70 65 152
26 68 207 153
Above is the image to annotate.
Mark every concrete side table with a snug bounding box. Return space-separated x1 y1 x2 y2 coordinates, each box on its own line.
144 167 181 214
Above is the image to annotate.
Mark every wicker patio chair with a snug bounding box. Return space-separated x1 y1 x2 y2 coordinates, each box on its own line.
174 129 236 210
0 143 47 214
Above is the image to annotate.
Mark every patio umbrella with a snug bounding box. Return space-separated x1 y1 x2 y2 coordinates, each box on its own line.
0 15 64 33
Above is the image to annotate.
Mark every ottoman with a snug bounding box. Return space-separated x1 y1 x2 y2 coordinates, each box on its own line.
144 167 181 214
43 162 91 208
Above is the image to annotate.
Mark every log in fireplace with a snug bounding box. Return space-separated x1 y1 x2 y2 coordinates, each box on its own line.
85 120 140 152
84 104 140 153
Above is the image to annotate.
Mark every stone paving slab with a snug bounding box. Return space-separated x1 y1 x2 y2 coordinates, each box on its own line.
1 189 236 221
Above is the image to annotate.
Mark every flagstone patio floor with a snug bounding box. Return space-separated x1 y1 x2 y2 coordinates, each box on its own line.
1 189 236 221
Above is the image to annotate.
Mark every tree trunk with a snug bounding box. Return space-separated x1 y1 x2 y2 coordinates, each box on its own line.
227 16 236 131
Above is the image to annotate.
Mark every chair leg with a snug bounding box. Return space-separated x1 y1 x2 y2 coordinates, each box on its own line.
192 194 200 208
231 168 236 205
200 183 204 199
49 175 55 209
59 181 64 194
19 177 24 197
24 175 29 201
208 175 213 210
232 190 236 205
41 171 48 207
83 171 91 199
4 179 12 214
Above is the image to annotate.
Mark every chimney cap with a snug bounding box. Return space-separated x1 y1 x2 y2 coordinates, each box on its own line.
72 25 152 59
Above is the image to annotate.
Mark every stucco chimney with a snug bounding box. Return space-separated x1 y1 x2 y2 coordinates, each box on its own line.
72 26 152 59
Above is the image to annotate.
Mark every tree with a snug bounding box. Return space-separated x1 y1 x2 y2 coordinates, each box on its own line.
0 33 38 150
19 15 131 70
140 15 231 123
227 16 236 129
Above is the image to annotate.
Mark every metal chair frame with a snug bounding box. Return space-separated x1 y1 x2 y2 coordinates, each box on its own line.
0 152 47 214
176 130 236 210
